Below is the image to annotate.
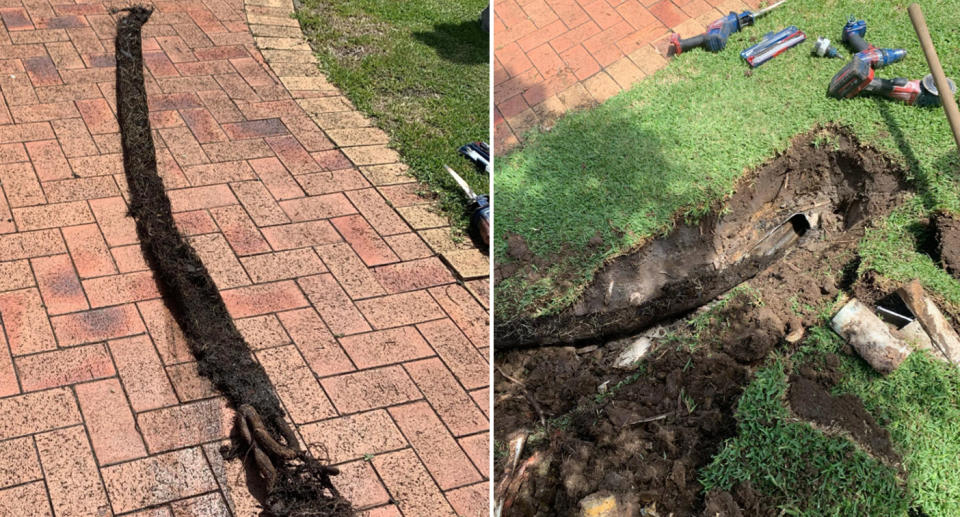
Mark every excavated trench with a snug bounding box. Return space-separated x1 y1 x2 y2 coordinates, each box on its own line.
496 129 907 348
494 129 914 516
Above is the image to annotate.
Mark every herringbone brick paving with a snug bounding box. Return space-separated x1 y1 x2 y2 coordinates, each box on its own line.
0 0 490 514
493 0 764 154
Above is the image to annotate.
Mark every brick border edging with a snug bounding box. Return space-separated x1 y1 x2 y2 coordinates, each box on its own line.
240 0 491 294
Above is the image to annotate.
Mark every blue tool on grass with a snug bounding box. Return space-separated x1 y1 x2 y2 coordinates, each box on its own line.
669 0 787 55
841 17 907 69
740 25 806 67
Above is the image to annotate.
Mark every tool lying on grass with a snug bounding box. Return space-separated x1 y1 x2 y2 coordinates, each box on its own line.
828 14 954 107
828 53 956 106
458 141 490 173
812 37 841 58
669 0 787 55
842 18 907 68
740 25 805 67
908 2 960 153
444 164 490 247
826 58 951 105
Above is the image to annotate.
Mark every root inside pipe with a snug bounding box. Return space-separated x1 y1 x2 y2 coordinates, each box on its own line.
113 7 352 516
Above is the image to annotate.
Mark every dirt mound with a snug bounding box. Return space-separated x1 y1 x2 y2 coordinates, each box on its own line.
935 212 960 278
788 373 899 465
495 291 793 515
497 339 749 516
702 482 777 517
703 489 743 517
497 128 907 348
722 306 785 363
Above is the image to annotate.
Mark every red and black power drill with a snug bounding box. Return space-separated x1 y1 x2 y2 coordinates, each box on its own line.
669 0 786 55
828 55 955 106
828 17 954 106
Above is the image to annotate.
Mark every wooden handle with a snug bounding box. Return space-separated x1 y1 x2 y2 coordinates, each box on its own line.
909 3 960 152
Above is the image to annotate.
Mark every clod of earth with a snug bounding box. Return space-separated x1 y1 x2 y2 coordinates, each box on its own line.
787 372 900 467
497 129 907 348
114 7 351 516
934 213 960 278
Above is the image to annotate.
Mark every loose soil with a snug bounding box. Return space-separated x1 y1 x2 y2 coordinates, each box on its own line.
497 129 906 348
934 212 960 278
788 373 899 465
496 294 781 516
115 8 351 516
494 129 911 516
702 483 772 517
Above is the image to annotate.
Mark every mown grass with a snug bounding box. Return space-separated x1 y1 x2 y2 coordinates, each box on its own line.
858 197 960 311
700 358 910 516
701 307 960 516
798 325 960 517
495 0 960 322
294 0 489 231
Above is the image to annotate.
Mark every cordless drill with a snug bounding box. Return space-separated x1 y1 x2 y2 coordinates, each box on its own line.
828 55 956 106
842 18 906 68
669 0 786 55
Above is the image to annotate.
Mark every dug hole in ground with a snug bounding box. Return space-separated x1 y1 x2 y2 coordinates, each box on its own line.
494 128 960 516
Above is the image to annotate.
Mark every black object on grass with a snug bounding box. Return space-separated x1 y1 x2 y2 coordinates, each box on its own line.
114 7 352 515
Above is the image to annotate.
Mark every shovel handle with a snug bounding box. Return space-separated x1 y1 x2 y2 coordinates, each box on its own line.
908 3 960 153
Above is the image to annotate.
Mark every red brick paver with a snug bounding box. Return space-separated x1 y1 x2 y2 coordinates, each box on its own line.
0 0 490 514
494 0 762 153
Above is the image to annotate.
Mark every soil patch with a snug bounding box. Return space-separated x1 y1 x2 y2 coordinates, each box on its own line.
114 8 350 516
497 129 907 348
935 212 960 278
788 373 899 465
496 332 750 516
703 482 777 517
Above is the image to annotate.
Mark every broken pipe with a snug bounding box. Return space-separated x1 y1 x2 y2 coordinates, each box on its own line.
832 298 911 373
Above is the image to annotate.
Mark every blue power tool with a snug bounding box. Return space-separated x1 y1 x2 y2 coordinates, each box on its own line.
670 0 787 55
740 25 806 67
842 18 906 68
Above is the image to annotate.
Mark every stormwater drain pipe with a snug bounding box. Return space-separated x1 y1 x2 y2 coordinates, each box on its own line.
831 298 911 373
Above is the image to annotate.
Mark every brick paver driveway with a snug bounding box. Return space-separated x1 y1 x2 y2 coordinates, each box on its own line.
0 0 489 514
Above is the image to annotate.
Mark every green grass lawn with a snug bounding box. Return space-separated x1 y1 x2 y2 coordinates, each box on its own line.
294 0 489 230
700 358 910 516
701 316 960 516
495 0 960 322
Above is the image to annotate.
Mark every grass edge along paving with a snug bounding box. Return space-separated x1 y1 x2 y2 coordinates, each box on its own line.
495 0 960 323
294 0 489 233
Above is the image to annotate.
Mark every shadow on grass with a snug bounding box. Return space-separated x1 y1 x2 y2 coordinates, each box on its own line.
412 20 488 65
876 99 960 211
495 101 678 334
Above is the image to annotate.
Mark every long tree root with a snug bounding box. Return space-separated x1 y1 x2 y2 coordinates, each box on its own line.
228 405 341 502
114 6 352 516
